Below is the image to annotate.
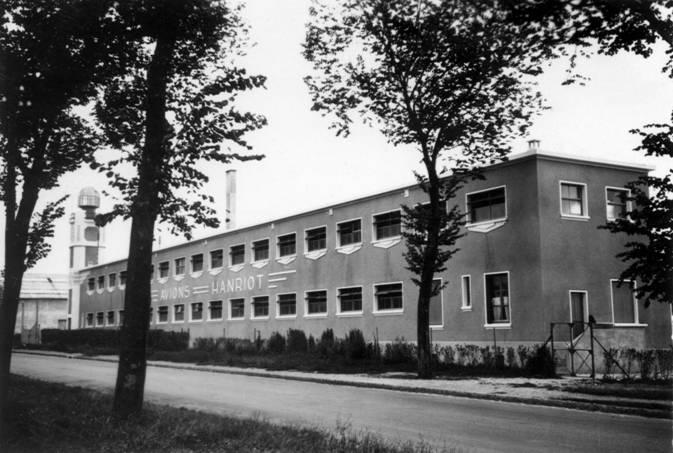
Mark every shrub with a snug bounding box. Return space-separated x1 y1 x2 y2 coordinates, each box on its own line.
317 328 336 358
505 347 516 368
656 348 673 380
193 337 218 353
344 329 367 360
525 345 555 377
638 350 655 380
286 329 308 354
266 331 286 354
307 335 316 353
41 328 120 350
147 330 189 351
382 338 416 366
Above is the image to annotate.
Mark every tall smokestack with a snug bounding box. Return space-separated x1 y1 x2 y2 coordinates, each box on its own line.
226 169 236 230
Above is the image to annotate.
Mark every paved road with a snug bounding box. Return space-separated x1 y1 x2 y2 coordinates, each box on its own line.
11 353 672 452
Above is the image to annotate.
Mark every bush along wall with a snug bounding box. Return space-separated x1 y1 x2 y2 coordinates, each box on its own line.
602 347 673 381
38 328 189 353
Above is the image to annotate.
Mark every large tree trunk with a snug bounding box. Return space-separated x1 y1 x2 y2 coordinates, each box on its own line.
416 159 441 379
112 34 175 418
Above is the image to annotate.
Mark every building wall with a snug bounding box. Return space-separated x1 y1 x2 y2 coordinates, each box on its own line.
14 299 68 334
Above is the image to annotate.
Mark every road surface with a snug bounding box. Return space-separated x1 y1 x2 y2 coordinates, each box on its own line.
10 353 672 452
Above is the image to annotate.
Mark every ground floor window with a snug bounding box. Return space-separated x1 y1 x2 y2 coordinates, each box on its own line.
277 293 296 317
338 287 362 313
611 280 638 324
118 310 124 325
157 305 168 323
86 313 94 327
106 311 115 326
306 290 327 315
461 275 471 309
252 296 269 318
374 283 403 312
209 300 223 320
485 272 510 325
230 298 245 319
96 312 104 326
174 304 185 322
191 302 203 321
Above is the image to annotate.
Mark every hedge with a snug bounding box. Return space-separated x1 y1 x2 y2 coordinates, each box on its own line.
39 328 189 352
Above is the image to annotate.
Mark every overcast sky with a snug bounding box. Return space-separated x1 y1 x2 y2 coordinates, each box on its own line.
5 0 672 275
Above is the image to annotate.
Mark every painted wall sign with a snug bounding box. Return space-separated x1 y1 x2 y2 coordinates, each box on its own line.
157 275 265 302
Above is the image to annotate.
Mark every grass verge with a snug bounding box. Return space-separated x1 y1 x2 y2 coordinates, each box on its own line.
4 375 459 453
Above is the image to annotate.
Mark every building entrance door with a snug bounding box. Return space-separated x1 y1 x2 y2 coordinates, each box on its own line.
570 291 587 339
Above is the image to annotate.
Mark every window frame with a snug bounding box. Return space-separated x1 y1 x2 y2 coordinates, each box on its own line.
209 248 224 270
157 305 169 324
429 278 444 329
87 277 95 292
336 285 364 316
108 273 116 290
568 290 589 325
483 271 512 329
86 312 94 327
336 217 363 248
158 260 170 279
559 181 589 220
95 311 105 327
189 302 204 322
106 310 116 326
461 275 472 311
605 186 631 221
277 232 297 258
119 271 127 288
252 238 271 263
208 300 224 321
173 304 185 323
118 310 124 326
97 275 105 291
190 253 204 274
304 289 328 317
372 209 402 242
465 185 507 226
174 256 186 277
229 243 245 267
228 297 245 320
276 292 297 319
304 225 328 253
609 279 644 326
373 281 404 314
251 295 270 320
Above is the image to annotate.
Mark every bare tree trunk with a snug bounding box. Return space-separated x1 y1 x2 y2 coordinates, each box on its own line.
112 34 175 418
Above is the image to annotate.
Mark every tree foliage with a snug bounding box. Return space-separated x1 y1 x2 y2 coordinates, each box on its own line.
304 0 555 377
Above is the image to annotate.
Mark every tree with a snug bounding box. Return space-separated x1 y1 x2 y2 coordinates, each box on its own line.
508 1 672 305
303 0 556 377
93 0 266 417
0 0 130 433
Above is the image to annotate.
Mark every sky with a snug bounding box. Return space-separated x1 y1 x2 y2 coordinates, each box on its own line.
3 0 672 275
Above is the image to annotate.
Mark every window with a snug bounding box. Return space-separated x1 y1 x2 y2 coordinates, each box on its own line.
106 311 115 325
174 257 185 276
461 275 471 309
429 279 443 327
209 300 223 320
337 219 361 246
306 226 326 252
374 283 403 312
191 254 204 273
277 233 296 257
277 293 297 317
86 313 94 327
159 261 170 278
108 273 116 288
119 271 127 286
174 304 185 322
150 265 154 280
190 302 203 321
252 296 269 318
210 249 223 269
118 310 124 325
306 290 327 315
229 298 245 319
96 312 104 326
97 275 105 290
560 182 587 217
606 188 629 220
253 239 269 261
338 287 362 313
611 280 638 324
158 305 169 323
467 187 506 224
87 278 95 291
230 244 245 266
485 272 510 325
373 211 401 240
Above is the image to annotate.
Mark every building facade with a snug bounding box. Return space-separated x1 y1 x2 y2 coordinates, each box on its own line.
74 149 672 348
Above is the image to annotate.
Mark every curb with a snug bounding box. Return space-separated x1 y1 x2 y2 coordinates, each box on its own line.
15 350 671 420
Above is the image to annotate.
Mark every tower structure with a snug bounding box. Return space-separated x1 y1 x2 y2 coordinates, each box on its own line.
68 187 105 328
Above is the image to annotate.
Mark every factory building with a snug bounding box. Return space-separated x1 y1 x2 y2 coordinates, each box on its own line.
72 145 672 348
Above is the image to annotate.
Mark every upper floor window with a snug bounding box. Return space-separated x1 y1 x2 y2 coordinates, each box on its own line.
174 257 185 276
87 278 95 291
373 211 401 240
159 261 170 278
306 226 327 252
108 273 116 288
277 233 296 257
467 187 506 224
337 219 362 246
119 271 127 286
606 188 629 221
230 244 245 266
191 253 204 273
374 282 403 312
97 275 105 290
485 272 510 325
560 182 587 218
253 239 269 262
210 249 223 269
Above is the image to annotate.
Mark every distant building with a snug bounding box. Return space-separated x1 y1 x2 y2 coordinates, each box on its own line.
72 144 672 349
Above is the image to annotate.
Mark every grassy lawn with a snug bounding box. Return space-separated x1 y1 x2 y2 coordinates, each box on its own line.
4 375 459 453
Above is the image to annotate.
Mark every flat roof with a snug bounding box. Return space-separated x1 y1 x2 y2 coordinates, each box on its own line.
80 149 652 272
